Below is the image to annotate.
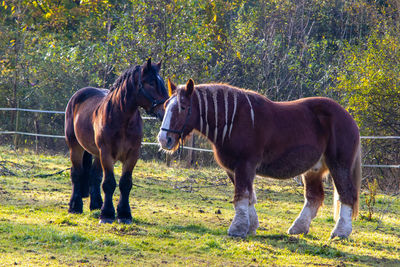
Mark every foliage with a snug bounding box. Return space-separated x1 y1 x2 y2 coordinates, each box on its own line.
364 179 378 221
332 26 400 192
333 28 400 136
0 0 399 180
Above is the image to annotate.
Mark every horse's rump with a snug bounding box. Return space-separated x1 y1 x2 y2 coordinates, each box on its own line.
65 87 108 156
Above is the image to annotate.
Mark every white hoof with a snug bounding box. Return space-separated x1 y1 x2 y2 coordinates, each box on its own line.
330 219 352 239
330 204 353 239
228 221 249 238
288 217 311 235
288 201 317 235
228 198 250 238
247 204 259 235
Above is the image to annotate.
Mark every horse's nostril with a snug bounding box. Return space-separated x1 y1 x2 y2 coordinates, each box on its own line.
166 137 172 147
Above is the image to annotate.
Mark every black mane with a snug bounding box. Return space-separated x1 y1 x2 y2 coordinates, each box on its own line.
109 65 140 92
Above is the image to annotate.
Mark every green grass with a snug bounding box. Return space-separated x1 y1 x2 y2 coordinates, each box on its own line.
0 145 399 266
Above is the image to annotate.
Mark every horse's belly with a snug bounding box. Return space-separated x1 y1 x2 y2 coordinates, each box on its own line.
256 145 322 179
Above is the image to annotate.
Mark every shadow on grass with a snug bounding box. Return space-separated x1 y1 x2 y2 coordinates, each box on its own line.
167 223 225 236
252 233 400 265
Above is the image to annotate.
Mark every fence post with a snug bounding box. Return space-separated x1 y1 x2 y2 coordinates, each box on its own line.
186 134 196 168
34 116 39 154
14 103 20 149
166 153 171 167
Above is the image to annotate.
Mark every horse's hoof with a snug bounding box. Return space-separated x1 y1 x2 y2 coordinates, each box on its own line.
68 202 83 214
99 218 115 224
228 230 247 238
288 225 309 235
117 218 132 224
69 199 83 214
228 224 249 238
68 209 83 214
248 206 259 236
228 218 250 238
330 219 352 239
288 218 310 235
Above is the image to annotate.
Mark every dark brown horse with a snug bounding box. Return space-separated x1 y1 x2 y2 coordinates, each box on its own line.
65 58 168 223
158 79 361 238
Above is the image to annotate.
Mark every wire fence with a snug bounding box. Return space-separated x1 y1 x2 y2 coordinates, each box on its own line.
1 107 399 168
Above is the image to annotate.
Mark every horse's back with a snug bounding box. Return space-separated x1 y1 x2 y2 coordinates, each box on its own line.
67 87 108 107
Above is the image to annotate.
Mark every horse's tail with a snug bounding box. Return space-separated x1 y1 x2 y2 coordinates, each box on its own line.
333 141 361 221
64 96 76 144
350 142 362 219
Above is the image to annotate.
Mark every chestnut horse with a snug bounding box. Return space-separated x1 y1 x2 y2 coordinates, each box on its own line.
158 79 361 238
65 58 168 223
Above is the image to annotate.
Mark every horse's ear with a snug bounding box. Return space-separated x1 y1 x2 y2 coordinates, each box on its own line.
185 79 194 96
167 78 176 96
147 57 152 69
156 60 162 70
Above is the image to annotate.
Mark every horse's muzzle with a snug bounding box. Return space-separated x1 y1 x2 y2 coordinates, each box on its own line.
158 131 177 151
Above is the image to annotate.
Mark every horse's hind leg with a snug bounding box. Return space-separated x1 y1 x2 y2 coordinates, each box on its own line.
68 145 85 213
81 151 92 198
328 162 360 238
328 167 354 238
288 164 327 235
324 141 361 239
89 157 103 210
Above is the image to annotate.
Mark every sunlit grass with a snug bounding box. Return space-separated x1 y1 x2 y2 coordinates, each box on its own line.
0 145 399 266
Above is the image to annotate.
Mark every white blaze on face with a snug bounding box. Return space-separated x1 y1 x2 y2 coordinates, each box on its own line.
158 96 177 147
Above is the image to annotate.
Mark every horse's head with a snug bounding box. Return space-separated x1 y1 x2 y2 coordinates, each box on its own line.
137 58 169 120
158 79 195 152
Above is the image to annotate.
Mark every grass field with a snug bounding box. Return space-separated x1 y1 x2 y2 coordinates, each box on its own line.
0 145 399 266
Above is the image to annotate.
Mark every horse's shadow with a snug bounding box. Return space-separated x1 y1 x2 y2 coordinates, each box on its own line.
251 233 399 265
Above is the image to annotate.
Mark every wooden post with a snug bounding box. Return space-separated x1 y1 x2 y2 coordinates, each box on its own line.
186 134 196 168
166 153 171 167
14 103 19 149
34 116 39 154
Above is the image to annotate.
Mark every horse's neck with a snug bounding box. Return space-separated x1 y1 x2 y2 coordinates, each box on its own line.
106 86 138 118
193 85 255 145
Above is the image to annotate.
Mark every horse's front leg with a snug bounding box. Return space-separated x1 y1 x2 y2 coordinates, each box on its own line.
117 150 139 224
228 161 257 238
99 151 116 224
227 171 259 236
